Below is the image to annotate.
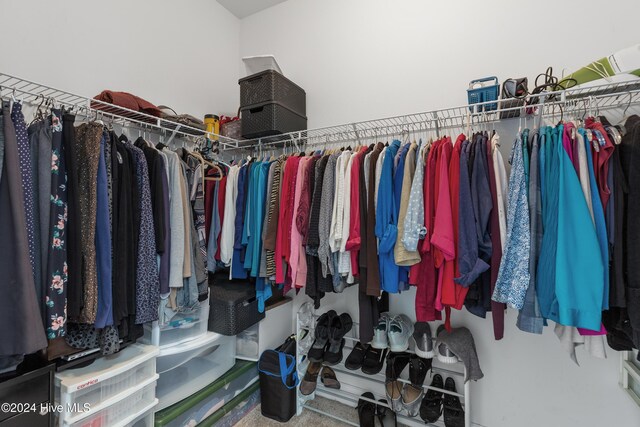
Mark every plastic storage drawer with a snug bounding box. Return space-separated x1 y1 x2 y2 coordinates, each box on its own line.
130 405 155 427
141 299 210 348
154 361 258 427
240 101 307 139
236 298 293 361
239 70 306 116
208 275 265 336
155 332 236 412
65 377 158 427
55 344 158 426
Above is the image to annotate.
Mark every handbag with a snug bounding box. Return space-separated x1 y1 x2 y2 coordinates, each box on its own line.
258 336 299 422
499 77 528 119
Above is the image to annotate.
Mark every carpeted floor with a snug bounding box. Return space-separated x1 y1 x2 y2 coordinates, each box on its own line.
234 396 358 426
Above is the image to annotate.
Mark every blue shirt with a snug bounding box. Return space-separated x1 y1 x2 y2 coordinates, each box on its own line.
375 140 400 293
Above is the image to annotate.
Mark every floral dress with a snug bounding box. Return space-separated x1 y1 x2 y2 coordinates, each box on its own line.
46 110 68 339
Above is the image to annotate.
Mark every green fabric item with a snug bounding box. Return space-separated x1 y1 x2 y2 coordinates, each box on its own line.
559 57 617 88
154 361 257 426
198 381 261 427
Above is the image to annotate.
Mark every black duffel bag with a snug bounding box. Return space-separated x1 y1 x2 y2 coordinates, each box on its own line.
258 336 299 422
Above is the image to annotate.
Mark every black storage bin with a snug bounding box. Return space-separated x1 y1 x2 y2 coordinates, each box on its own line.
241 101 307 139
208 274 265 335
0 362 54 426
258 337 297 422
239 70 306 116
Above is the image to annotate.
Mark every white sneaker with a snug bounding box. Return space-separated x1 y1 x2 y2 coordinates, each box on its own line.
371 312 391 349
388 315 414 352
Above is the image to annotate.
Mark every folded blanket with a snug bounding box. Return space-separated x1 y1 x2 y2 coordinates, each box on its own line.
92 90 162 117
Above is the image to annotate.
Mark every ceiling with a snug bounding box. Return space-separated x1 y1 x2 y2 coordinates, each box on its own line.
217 0 289 19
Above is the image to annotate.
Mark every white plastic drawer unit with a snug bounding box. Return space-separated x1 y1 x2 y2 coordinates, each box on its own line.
236 298 293 362
67 379 157 427
141 298 210 348
155 332 236 412
55 344 158 427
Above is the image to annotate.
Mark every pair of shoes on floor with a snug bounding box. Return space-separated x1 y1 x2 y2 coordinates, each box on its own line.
420 374 464 427
357 393 397 427
372 313 414 352
385 352 432 416
299 362 340 395
308 310 353 365
344 342 388 375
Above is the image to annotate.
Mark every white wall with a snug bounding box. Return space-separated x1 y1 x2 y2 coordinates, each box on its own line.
241 0 640 426
0 0 241 119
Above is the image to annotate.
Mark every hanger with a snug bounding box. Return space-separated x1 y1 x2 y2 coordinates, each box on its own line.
28 94 47 127
188 150 207 188
618 92 635 127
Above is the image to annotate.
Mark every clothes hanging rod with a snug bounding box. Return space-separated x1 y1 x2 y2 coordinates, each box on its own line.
0 72 240 151
235 80 640 151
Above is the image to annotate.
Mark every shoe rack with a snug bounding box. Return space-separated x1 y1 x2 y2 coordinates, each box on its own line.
295 310 472 427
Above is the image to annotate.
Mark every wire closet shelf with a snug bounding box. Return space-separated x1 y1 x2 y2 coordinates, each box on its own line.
235 79 640 153
0 72 241 151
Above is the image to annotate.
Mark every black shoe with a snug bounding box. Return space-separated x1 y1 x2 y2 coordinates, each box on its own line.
324 313 352 365
401 355 431 416
409 354 431 386
420 374 444 423
384 352 411 380
361 346 388 375
345 342 369 370
357 392 376 427
385 352 411 412
376 399 397 427
443 377 464 427
308 310 336 362
323 338 345 366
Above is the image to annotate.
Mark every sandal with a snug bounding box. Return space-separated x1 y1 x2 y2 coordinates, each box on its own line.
320 366 340 389
361 347 388 375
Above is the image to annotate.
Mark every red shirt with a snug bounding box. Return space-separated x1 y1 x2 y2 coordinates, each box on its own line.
346 146 369 275
275 157 300 283
414 139 442 322
444 135 469 310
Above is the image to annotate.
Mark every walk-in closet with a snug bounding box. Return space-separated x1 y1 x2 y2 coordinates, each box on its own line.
1 1 640 426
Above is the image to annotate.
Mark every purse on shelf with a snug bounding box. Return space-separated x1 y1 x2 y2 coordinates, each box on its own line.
499 77 528 119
